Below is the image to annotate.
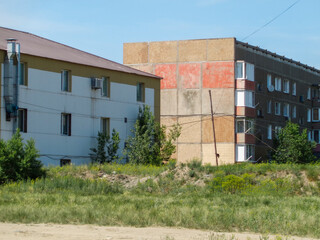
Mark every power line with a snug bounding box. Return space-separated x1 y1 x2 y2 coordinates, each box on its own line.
242 0 301 41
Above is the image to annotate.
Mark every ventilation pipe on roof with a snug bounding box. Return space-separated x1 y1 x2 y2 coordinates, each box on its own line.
4 38 20 133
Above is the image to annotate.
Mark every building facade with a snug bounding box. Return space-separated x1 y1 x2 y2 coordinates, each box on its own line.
0 27 160 166
123 38 320 165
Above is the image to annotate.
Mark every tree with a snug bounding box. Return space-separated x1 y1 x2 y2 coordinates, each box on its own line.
90 129 120 164
273 121 316 164
124 105 181 165
0 129 43 183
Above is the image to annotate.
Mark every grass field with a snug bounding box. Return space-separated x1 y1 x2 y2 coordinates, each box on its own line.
1 162 320 238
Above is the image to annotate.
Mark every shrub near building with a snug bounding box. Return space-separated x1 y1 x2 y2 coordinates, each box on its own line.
0 130 44 183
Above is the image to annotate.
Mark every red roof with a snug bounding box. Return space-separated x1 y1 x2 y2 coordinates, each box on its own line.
0 27 160 79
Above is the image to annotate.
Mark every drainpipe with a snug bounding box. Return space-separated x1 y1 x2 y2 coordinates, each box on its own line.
3 39 20 134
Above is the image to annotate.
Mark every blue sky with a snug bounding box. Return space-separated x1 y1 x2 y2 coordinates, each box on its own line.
0 0 319 69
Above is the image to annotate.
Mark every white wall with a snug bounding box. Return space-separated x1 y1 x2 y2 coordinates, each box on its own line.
1 66 155 166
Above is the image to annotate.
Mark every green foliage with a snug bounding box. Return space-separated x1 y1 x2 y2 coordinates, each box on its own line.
90 129 120 164
273 121 316 164
124 105 181 165
0 130 43 183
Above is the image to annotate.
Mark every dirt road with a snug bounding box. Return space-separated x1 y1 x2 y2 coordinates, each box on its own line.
0 223 315 240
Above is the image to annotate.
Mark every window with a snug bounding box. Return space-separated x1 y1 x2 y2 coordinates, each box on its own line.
235 62 244 79
101 118 110 135
292 83 296 96
137 82 145 102
236 118 254 134
292 106 296 118
102 77 110 97
275 126 282 137
17 108 27 133
307 87 311 100
283 103 290 117
267 125 272 140
61 70 71 92
275 102 281 115
61 113 71 136
283 79 290 93
236 90 255 108
308 131 312 141
313 108 319 122
19 62 27 85
307 109 311 122
299 117 304 125
275 77 281 91
236 145 255 162
313 130 320 143
267 100 272 114
235 62 254 81
245 63 254 81
60 159 71 167
267 74 272 87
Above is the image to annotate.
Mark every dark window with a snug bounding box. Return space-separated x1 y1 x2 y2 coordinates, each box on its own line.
60 159 71 167
137 82 145 102
101 118 110 135
19 62 27 86
61 70 71 92
17 108 27 132
61 113 71 136
102 77 110 97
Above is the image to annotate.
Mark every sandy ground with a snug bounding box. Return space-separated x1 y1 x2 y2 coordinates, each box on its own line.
0 223 317 240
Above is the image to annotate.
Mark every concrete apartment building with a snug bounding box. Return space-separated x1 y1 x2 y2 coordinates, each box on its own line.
124 38 320 165
0 27 160 166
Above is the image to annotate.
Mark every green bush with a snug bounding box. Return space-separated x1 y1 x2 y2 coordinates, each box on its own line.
124 105 181 165
0 130 44 183
90 129 120 164
273 121 316 164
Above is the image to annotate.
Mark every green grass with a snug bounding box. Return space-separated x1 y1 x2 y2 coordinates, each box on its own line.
1 163 320 238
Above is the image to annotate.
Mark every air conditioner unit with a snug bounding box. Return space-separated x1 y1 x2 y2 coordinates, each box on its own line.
91 78 102 89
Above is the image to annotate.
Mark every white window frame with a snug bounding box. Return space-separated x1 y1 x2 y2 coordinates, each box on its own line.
308 131 312 141
235 90 255 108
275 102 281 116
307 87 311 100
267 100 272 114
283 79 290 94
267 74 272 88
275 77 281 91
283 103 290 117
307 109 311 122
235 61 254 81
292 106 296 119
267 125 272 140
236 118 254 134
236 144 255 162
292 82 296 96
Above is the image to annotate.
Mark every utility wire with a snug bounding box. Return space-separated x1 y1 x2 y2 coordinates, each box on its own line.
242 0 300 41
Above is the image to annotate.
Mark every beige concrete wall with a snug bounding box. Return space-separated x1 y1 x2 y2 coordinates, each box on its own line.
202 143 235 165
123 42 148 64
123 38 236 165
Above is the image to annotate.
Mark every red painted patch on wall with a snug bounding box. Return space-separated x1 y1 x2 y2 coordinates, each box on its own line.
178 63 201 89
155 64 177 89
202 62 234 88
